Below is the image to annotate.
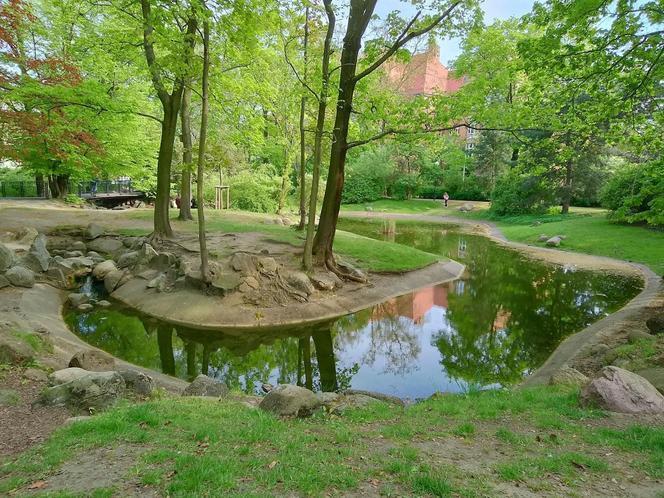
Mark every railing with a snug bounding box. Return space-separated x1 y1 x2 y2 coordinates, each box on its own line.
76 180 134 196
0 181 46 198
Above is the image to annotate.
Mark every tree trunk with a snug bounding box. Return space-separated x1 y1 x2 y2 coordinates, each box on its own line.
201 343 210 376
48 174 69 198
561 159 573 214
277 148 294 215
297 6 310 231
35 174 45 198
313 1 375 271
313 328 337 392
185 341 197 380
196 16 211 283
153 100 180 238
303 335 313 390
178 86 193 221
303 0 335 270
157 325 175 375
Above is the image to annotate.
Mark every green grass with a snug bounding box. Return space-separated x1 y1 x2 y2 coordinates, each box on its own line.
3 385 663 496
123 210 442 273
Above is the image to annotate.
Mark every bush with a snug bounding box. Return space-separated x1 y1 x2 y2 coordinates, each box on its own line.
342 146 395 204
63 193 84 206
490 170 553 216
228 167 281 213
600 159 663 226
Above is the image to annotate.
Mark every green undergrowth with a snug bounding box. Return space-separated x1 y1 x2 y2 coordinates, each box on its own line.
121 210 441 273
2 386 663 497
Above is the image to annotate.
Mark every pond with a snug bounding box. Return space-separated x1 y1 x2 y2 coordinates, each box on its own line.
65 219 642 400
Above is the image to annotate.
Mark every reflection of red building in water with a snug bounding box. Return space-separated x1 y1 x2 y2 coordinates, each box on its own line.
372 285 449 324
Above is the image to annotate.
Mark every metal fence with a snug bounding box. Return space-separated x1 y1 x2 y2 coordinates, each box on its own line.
0 179 135 198
0 181 44 198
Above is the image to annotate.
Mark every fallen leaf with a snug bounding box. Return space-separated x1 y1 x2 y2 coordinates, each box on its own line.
165 470 177 479
571 461 587 471
268 460 278 469
28 481 47 490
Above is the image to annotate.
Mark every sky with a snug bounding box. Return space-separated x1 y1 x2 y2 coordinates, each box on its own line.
374 0 536 66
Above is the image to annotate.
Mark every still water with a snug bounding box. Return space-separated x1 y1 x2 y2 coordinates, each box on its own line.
65 219 641 399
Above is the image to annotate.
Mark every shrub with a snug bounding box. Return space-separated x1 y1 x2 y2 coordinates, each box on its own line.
228 167 280 213
342 146 395 204
490 169 553 216
63 193 84 206
600 159 664 226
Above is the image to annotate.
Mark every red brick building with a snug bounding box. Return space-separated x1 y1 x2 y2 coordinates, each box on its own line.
384 42 477 151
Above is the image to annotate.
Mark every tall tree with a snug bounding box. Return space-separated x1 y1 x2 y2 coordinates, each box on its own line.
297 4 310 230
179 85 194 220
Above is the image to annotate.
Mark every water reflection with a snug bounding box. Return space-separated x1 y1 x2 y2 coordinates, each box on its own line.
65 220 642 399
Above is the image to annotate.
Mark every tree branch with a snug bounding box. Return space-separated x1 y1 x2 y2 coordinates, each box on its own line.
283 37 319 101
353 1 461 83
140 0 170 106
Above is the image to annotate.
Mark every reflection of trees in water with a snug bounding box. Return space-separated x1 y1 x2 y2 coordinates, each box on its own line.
335 302 421 376
436 238 640 387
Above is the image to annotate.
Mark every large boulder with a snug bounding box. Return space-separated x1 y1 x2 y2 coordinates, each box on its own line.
646 313 664 335
259 384 321 417
231 253 257 275
69 349 115 371
15 227 38 246
549 366 589 387
70 241 87 252
87 237 123 256
85 223 105 240
49 367 90 386
636 368 664 395
182 374 229 397
0 275 9 289
39 371 125 412
92 260 117 280
117 369 154 396
104 269 128 293
0 243 15 272
310 272 342 291
117 251 139 269
285 271 315 296
458 203 474 212
4 266 35 288
580 366 664 414
0 335 35 365
546 236 563 247
68 293 89 308
21 234 51 272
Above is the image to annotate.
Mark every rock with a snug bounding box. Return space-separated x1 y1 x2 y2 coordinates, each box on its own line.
141 243 158 263
15 227 38 245
342 389 405 407
23 367 48 383
580 366 664 414
537 234 550 242
49 367 90 385
21 234 51 272
628 330 654 344
285 271 315 296
69 349 115 371
281 218 292 226
117 251 139 269
182 374 229 397
546 236 562 247
210 271 241 292
97 300 111 308
259 384 321 417
258 257 278 276
4 266 35 288
244 276 260 290
636 368 664 395
549 366 589 387
337 260 367 282
68 293 89 307
104 269 127 293
458 203 474 212
93 260 117 280
63 250 84 258
588 343 610 356
78 303 94 311
0 243 15 272
71 241 87 252
330 393 387 414
86 251 104 263
0 389 20 406
261 383 274 393
39 370 126 411
147 273 171 292
65 256 94 270
149 252 178 271
231 253 256 275
66 416 92 424
117 369 154 396
646 313 664 335
85 223 105 240
86 237 123 256
316 391 340 406
310 272 342 291
0 275 9 289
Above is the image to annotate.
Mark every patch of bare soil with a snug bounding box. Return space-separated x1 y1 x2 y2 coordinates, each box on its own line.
22 445 157 497
0 368 69 457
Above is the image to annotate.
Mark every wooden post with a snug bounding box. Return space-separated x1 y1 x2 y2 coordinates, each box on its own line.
214 186 230 209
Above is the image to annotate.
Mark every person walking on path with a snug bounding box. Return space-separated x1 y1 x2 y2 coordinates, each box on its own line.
443 192 449 207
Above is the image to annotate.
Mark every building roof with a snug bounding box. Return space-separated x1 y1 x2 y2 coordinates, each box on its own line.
384 42 467 97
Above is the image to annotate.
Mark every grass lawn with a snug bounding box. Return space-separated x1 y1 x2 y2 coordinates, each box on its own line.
123 210 441 273
341 199 447 214
2 386 662 497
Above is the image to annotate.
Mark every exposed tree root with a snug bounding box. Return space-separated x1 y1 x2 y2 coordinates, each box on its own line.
324 253 367 284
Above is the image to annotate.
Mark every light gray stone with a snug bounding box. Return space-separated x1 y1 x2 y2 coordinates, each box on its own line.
259 384 321 417
68 293 89 307
15 227 38 245
71 241 87 252
117 369 154 396
182 374 229 397
285 271 315 296
5 266 35 288
117 251 139 269
77 303 94 311
86 223 105 240
23 367 48 383
231 253 256 274
636 368 664 395
310 272 341 291
537 234 550 242
97 300 111 308
92 260 117 280
104 269 126 293
546 236 562 247
63 250 84 258
0 243 15 272
258 257 278 275
39 370 125 411
22 234 51 272
0 275 9 289
549 366 589 387
210 271 241 291
580 366 664 414
69 349 115 371
87 237 123 256
49 367 90 386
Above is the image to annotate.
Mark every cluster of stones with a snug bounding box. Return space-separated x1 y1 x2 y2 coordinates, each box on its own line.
537 234 568 247
549 315 664 414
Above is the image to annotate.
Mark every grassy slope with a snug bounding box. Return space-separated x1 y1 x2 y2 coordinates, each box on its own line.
341 201 664 275
123 210 441 273
1 386 662 497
